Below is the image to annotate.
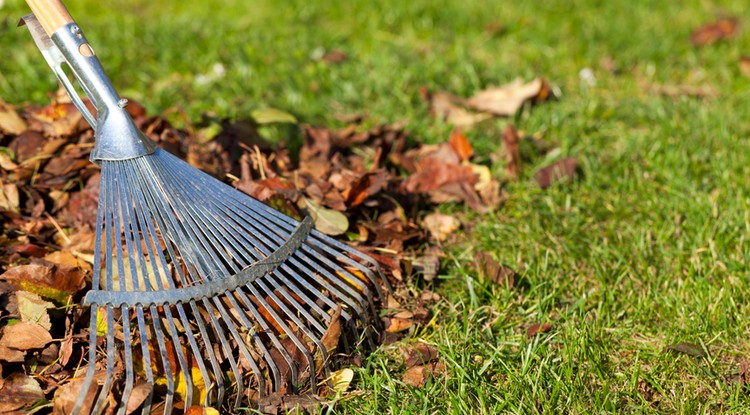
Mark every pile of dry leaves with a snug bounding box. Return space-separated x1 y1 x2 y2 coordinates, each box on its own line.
0 76 569 413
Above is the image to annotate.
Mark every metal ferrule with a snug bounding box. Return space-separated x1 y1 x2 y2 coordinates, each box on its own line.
22 15 156 163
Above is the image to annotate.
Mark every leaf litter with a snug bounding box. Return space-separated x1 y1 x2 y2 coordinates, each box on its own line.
0 72 572 411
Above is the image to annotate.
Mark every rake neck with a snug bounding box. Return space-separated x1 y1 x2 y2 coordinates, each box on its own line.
23 15 156 163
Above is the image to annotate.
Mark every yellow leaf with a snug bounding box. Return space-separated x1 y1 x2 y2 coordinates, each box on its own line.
329 368 354 393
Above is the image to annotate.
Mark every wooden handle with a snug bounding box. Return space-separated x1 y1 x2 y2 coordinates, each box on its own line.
25 0 74 36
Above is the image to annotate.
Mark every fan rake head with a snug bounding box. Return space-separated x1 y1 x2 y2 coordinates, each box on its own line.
73 148 390 413
20 8 391 414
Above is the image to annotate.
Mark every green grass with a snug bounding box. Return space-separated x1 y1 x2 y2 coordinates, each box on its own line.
4 0 750 413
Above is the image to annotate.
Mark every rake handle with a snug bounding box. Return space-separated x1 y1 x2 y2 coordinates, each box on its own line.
25 0 74 36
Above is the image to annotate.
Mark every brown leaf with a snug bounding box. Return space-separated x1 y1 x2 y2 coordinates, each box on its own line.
7 243 47 258
0 100 28 135
322 49 348 64
0 373 44 412
690 17 739 47
473 251 516 288
1 261 85 306
125 382 154 414
740 57 750 79
52 378 97 415
666 341 706 358
258 392 323 415
0 321 53 350
502 123 522 180
448 129 474 161
26 102 84 137
404 343 439 368
385 317 413 333
420 88 491 127
0 281 18 318
0 345 25 362
527 322 553 337
643 82 718 99
321 306 343 353
535 157 578 189
344 170 389 208
402 363 443 388
467 78 551 116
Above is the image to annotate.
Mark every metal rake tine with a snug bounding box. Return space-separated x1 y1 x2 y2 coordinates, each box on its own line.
116 306 135 415
219 291 286 391
208 295 268 396
90 166 122 414
149 305 176 414
92 307 116 414
186 300 225 406
122 162 217 411
136 306 155 413
72 310 100 414
250 279 324 389
161 306 194 409
198 297 248 407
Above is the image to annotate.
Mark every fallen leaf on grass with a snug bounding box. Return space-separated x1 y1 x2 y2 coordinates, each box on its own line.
0 321 53 350
666 341 706 358
637 378 659 404
502 123 522 180
467 78 552 116
402 365 429 387
448 129 473 161
527 322 553 337
385 317 413 333
535 157 578 189
251 108 298 125
740 57 750 79
690 17 739 47
322 49 348 64
404 343 439 368
402 362 445 388
329 368 354 393
258 393 323 415
420 88 491 127
0 100 27 135
0 373 44 412
643 82 718 99
422 213 460 242
473 251 516 288
320 306 343 354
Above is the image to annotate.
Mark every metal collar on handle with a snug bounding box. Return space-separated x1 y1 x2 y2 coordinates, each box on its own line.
21 14 156 163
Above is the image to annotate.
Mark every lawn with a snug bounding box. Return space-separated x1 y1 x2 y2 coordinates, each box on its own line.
2 0 750 413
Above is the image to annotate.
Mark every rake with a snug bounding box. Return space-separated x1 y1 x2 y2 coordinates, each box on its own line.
20 0 391 413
